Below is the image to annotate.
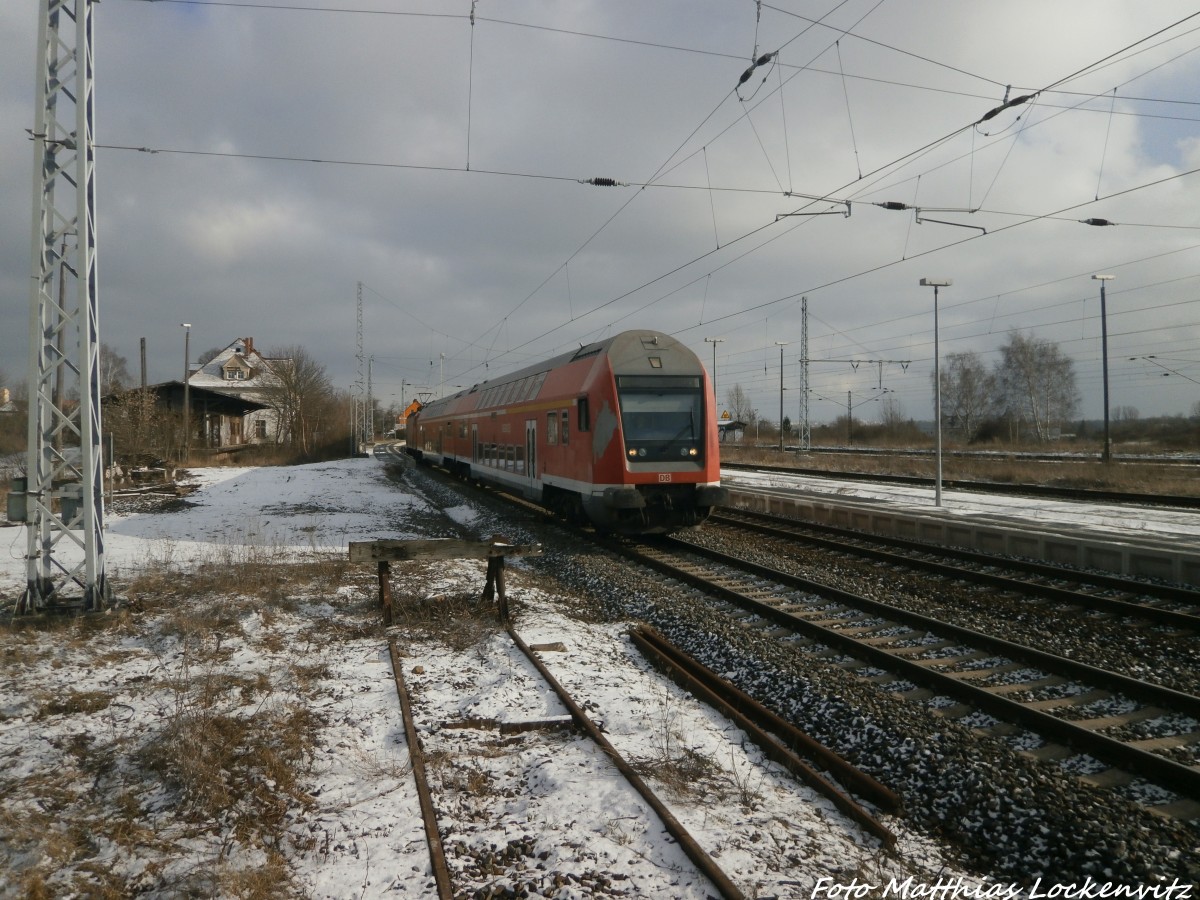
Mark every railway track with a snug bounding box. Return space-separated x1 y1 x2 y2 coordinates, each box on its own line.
611 534 1200 819
386 619 895 898
388 450 1200 879
711 507 1200 630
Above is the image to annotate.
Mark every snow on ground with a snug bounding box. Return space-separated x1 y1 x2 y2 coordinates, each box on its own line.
0 458 987 897
720 468 1200 541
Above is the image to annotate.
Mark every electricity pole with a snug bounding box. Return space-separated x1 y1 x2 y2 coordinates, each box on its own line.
775 342 788 451
21 0 108 612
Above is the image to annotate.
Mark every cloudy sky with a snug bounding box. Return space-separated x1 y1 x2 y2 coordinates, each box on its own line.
3 1 1199 426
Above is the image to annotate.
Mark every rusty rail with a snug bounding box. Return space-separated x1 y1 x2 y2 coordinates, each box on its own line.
506 624 747 900
630 624 899 848
388 637 454 900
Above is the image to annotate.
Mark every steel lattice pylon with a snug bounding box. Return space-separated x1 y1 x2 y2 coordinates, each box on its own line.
20 0 108 613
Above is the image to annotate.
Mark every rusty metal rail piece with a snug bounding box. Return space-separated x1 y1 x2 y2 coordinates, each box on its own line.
506 624 747 900
630 624 898 849
388 637 454 900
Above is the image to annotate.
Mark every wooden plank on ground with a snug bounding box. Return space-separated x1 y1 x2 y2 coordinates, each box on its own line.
348 539 542 563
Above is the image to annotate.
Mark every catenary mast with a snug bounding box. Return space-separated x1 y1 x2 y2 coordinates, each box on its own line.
20 0 108 612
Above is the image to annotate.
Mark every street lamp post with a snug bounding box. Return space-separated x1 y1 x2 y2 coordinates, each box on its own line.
704 337 725 407
775 342 788 452
920 278 952 507
180 323 191 464
1091 274 1115 463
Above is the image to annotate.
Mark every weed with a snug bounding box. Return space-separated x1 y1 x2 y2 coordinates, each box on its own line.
630 687 725 801
725 748 767 811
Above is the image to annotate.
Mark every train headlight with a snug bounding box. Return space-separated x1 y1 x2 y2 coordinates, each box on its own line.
688 447 698 456
638 448 646 457
629 448 638 457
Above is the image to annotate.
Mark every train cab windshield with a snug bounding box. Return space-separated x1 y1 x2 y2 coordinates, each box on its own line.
616 375 705 463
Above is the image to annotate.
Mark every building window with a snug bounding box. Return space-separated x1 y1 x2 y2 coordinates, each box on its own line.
254 419 267 440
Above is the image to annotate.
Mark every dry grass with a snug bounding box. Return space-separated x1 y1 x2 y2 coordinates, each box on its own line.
137 697 318 840
389 571 503 651
0 536 365 898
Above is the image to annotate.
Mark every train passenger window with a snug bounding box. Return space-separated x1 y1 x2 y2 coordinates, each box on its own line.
577 397 590 432
561 410 569 445
547 412 558 445
515 444 525 473
459 422 467 438
506 446 515 470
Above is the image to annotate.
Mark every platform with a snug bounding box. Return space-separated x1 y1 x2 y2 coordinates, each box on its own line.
724 485 1200 586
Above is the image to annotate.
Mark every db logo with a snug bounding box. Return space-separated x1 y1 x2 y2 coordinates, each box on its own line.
658 473 672 482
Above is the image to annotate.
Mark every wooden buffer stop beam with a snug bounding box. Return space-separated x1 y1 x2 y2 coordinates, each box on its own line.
348 536 543 625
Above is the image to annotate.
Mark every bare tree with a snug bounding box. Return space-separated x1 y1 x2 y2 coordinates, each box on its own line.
880 395 907 432
1113 405 1140 422
197 347 224 366
99 344 131 395
934 350 994 442
724 384 753 422
265 345 335 457
105 387 178 462
994 331 1079 442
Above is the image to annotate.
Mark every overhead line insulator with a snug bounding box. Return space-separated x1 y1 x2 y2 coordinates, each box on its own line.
579 177 628 187
978 93 1035 123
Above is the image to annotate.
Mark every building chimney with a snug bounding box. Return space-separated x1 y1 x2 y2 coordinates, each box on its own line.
1 388 9 405
243 337 254 355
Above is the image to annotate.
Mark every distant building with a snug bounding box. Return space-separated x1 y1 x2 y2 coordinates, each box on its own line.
0 388 16 415
186 337 290 446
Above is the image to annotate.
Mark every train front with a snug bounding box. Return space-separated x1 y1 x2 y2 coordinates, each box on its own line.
584 331 728 533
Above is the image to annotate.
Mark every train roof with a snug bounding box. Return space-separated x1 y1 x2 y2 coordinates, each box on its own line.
415 330 694 418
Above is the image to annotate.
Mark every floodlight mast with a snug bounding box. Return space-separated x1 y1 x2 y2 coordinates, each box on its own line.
21 0 109 613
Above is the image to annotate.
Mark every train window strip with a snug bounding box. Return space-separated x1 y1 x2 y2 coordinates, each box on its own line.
616 375 701 389
578 397 590 432
546 412 558 445
561 410 569 445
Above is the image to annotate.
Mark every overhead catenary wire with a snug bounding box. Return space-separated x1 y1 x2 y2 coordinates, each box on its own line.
110 0 1200 406
1096 88 1118 200
835 40 863 180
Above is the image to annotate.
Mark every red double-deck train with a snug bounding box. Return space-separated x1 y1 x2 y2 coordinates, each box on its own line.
406 330 727 533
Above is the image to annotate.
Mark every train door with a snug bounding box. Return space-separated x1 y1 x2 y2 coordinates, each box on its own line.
525 419 537 497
